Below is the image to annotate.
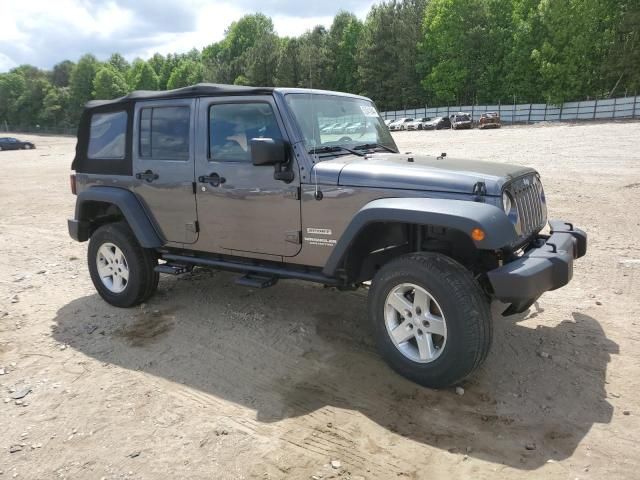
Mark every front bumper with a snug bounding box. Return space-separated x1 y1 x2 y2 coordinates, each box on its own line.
487 220 587 315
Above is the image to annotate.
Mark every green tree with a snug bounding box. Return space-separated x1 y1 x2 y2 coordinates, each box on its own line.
245 28 279 85
93 66 129 99
40 86 70 127
604 2 640 96
158 54 182 90
69 54 99 119
0 72 26 124
207 13 279 85
148 53 166 77
108 53 129 76
328 11 363 93
275 38 301 87
202 41 227 83
298 26 333 90
359 0 427 110
51 60 74 87
532 0 619 102
131 62 159 90
166 60 204 89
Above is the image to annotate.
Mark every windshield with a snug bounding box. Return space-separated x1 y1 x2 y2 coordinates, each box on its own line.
285 93 398 155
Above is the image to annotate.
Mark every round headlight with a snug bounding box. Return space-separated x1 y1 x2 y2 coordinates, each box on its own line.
502 191 512 213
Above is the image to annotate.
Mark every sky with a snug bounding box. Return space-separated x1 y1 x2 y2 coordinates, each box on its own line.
0 0 377 72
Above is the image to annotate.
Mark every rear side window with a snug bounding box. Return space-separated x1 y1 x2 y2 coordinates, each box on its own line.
139 106 190 160
88 111 127 159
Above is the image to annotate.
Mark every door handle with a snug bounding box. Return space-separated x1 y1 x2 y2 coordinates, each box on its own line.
136 170 159 182
198 172 226 187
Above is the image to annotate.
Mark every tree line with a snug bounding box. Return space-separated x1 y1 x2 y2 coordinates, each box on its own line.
1 0 638 130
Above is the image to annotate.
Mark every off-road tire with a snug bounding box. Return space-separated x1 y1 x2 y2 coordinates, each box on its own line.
368 252 492 388
88 222 159 307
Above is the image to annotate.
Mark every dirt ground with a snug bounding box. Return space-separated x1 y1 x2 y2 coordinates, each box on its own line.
1 122 639 479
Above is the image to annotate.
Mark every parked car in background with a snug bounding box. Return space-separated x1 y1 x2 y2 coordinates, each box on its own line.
479 112 501 129
388 118 414 131
335 122 354 134
406 117 432 131
384 119 393 127
345 122 365 134
0 137 36 150
451 113 473 130
423 117 452 130
320 122 339 133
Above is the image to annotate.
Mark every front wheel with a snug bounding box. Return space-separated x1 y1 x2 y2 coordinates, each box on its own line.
368 252 492 388
88 222 159 307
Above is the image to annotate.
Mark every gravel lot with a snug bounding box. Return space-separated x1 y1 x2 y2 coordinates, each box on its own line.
1 122 639 479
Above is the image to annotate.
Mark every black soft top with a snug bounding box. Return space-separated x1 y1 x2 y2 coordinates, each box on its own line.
85 83 275 108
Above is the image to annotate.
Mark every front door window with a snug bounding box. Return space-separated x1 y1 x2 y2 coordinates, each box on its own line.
209 102 283 162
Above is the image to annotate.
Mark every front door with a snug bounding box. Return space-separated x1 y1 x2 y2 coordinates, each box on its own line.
132 99 198 244
193 96 301 258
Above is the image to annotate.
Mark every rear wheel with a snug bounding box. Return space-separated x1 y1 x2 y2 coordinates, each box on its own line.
368 252 492 388
88 222 159 307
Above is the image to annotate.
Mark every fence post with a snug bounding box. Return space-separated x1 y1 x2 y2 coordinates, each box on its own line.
543 102 547 121
613 97 617 119
633 93 638 119
593 98 598 120
559 102 564 121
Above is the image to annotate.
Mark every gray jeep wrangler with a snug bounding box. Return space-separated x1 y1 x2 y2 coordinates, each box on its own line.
68 84 587 388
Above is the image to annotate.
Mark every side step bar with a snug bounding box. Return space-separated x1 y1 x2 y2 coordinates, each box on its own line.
235 274 278 289
160 253 342 286
154 263 192 275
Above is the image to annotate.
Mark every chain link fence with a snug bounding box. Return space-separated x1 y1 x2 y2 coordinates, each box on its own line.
381 95 640 124
1 125 77 136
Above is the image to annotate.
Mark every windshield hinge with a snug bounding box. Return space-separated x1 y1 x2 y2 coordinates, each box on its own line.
284 186 301 200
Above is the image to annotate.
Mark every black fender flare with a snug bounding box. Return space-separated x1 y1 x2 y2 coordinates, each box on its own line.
322 197 517 277
72 186 164 248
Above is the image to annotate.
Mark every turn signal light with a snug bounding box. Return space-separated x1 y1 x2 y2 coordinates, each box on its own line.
471 228 485 242
70 174 77 195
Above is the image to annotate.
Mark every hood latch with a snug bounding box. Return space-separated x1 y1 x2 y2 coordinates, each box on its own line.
473 181 487 200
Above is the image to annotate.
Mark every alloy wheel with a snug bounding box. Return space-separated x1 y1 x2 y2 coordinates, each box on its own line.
384 283 447 363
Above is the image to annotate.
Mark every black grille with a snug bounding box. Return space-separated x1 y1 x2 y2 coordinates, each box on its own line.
508 174 547 238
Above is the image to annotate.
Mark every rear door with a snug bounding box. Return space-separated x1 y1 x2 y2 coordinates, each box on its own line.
132 99 198 244
193 96 301 257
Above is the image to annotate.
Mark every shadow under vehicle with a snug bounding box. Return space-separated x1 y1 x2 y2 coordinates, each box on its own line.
52 276 616 471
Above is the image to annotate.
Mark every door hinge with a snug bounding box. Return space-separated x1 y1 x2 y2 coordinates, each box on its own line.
192 182 197 194
284 186 301 200
285 230 302 244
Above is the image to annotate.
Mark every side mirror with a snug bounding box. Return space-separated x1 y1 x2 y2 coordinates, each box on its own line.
250 137 286 166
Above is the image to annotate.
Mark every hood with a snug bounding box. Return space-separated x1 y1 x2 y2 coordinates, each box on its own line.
310 153 535 195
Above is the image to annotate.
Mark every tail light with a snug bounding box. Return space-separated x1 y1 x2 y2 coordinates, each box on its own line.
70 173 77 195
